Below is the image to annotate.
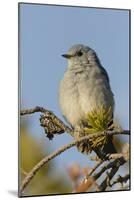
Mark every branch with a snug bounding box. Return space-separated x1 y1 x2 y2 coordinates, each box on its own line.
90 152 129 162
20 106 47 115
20 106 130 193
20 131 129 194
108 152 129 161
86 160 103 177
111 174 130 187
20 106 129 139
73 149 129 193
20 106 73 138
72 153 129 193
20 134 100 193
73 160 103 193
98 157 126 191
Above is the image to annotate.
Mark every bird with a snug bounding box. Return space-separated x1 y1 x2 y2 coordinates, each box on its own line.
59 44 116 159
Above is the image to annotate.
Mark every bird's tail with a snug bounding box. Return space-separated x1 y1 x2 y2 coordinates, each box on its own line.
94 137 117 160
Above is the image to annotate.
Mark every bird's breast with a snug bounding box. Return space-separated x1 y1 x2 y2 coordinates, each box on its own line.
59 67 114 128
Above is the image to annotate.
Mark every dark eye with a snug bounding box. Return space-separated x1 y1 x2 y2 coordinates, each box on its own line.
77 51 83 57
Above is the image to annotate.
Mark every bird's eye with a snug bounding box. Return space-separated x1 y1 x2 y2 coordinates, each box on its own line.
77 51 83 57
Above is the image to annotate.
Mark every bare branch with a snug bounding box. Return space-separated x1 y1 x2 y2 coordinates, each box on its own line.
72 154 129 193
19 134 100 194
73 160 103 193
19 130 129 194
86 160 103 177
98 157 126 191
20 106 47 115
90 152 129 162
111 174 130 187
108 152 129 161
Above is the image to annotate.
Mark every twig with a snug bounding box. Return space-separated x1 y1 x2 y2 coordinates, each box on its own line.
19 130 128 194
90 152 129 162
108 152 129 161
20 106 130 193
19 134 99 193
98 157 126 191
72 154 129 193
20 106 130 138
20 106 47 115
93 157 126 182
86 160 103 177
74 151 130 193
111 174 130 187
73 160 103 193
20 106 73 136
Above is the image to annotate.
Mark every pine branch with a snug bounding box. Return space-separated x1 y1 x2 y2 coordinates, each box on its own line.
20 106 129 138
20 106 130 194
19 130 129 194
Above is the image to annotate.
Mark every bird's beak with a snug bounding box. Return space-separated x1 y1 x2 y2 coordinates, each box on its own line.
62 54 72 59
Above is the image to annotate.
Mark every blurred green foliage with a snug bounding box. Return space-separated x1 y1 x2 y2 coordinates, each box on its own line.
19 123 71 197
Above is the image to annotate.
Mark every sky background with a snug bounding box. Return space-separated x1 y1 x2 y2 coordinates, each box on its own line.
20 3 129 171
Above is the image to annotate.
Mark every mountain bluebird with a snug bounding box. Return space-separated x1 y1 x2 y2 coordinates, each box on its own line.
59 44 116 158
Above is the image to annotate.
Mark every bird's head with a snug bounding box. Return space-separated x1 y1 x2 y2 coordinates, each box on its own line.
62 44 100 68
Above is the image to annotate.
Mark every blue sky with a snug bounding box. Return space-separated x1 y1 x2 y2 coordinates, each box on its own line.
20 3 129 169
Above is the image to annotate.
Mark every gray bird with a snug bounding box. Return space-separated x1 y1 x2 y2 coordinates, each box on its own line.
59 44 116 158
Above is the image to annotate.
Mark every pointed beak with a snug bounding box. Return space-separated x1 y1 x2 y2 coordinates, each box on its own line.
62 54 72 59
